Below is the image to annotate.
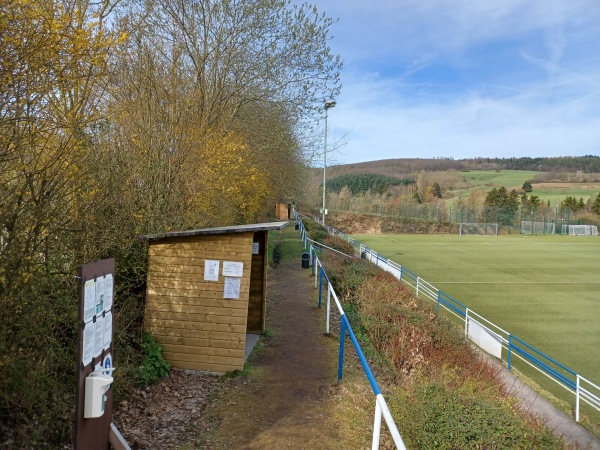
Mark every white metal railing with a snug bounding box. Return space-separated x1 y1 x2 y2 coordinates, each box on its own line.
295 212 407 449
296 211 600 423
359 244 600 421
312 250 406 450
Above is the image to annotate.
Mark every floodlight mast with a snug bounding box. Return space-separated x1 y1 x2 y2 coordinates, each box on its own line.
322 99 336 226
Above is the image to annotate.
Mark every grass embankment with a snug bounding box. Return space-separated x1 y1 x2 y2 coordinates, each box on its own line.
302 220 569 449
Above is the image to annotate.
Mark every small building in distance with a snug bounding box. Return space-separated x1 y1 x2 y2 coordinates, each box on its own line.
275 203 292 220
141 221 288 373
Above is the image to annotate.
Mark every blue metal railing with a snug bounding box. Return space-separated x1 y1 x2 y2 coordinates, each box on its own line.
297 211 600 423
295 213 407 450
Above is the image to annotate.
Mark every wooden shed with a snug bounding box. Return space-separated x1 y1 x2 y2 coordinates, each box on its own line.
275 202 291 220
141 222 288 373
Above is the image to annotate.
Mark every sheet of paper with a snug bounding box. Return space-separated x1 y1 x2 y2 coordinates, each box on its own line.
103 311 112 350
84 279 96 322
82 321 95 366
95 276 105 315
222 261 244 277
204 260 220 281
252 242 260 254
104 273 113 312
224 277 241 299
94 315 105 357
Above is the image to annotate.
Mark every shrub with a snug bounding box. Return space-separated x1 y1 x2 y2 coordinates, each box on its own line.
322 236 355 256
139 333 170 388
302 220 329 243
393 382 562 449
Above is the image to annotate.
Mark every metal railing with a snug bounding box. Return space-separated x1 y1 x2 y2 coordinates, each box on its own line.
358 243 600 421
297 212 600 423
295 213 407 450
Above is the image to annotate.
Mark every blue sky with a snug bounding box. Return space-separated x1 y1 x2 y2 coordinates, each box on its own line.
313 0 600 164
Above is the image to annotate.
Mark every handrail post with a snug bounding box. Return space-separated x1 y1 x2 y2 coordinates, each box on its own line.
326 283 331 334
338 317 346 383
416 276 420 297
372 399 382 450
576 374 580 422
310 245 315 275
318 267 323 307
465 307 469 338
314 258 318 288
508 334 513 371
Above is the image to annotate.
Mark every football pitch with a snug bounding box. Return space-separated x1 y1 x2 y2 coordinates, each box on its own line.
353 233 600 383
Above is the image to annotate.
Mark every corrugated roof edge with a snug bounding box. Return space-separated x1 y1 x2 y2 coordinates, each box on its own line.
139 221 289 241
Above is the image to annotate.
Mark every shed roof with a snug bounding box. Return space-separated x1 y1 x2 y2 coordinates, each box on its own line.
140 221 289 242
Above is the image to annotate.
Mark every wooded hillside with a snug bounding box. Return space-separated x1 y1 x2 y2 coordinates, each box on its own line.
316 155 600 179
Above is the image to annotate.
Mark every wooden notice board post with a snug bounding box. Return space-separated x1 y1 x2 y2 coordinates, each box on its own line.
73 258 115 450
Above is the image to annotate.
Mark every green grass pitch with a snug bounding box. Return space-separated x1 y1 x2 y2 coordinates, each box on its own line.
353 233 600 383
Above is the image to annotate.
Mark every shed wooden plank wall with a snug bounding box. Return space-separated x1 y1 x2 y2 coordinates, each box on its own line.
275 203 289 220
144 233 253 373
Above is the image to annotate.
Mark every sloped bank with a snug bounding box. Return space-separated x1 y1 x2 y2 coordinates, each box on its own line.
305 221 569 449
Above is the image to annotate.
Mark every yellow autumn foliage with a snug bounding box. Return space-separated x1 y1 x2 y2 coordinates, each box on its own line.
184 131 271 226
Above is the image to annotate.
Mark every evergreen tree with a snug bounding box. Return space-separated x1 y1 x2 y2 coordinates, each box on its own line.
592 193 600 215
433 182 442 198
561 196 580 211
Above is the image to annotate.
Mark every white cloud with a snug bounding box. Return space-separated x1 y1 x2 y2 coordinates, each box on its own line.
311 0 600 163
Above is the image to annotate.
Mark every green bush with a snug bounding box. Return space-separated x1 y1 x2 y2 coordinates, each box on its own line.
302 220 329 243
394 382 562 449
139 333 170 388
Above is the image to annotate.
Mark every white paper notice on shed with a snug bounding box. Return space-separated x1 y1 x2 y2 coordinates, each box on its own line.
224 277 241 299
222 261 243 277
204 260 220 281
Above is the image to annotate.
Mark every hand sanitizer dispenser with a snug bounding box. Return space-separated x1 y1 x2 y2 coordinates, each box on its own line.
84 369 114 418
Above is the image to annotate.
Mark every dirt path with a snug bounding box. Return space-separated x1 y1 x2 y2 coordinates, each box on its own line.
113 232 349 449
200 258 344 449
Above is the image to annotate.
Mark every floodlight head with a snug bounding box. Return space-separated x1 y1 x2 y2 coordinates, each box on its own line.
324 99 336 109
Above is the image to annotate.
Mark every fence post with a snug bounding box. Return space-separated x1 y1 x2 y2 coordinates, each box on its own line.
508 335 513 371
338 317 346 383
576 375 580 422
416 276 420 297
372 399 382 450
318 267 323 307
314 258 318 288
465 308 469 338
326 284 331 334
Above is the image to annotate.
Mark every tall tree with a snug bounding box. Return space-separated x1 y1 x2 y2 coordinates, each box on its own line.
0 0 122 441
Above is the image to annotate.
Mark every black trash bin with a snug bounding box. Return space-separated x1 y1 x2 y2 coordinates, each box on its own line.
295 222 299 230
301 252 310 269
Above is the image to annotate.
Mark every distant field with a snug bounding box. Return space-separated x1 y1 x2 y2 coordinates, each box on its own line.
531 183 599 206
460 169 539 188
449 170 599 205
353 233 600 383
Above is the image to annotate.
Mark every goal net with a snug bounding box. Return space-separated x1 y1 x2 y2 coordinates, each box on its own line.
561 224 599 236
520 221 556 235
459 223 498 236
